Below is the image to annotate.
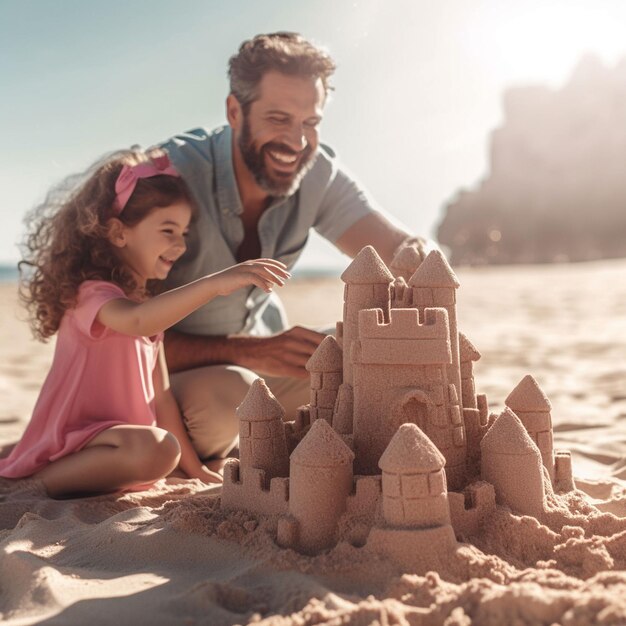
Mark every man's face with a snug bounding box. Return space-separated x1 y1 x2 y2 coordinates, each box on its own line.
235 71 325 197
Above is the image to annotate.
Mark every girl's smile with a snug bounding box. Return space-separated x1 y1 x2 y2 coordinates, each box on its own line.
113 200 192 288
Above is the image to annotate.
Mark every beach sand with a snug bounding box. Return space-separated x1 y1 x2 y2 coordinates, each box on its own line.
1 259 625 625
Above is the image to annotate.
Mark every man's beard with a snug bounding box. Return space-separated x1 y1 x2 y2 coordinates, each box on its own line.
238 115 317 198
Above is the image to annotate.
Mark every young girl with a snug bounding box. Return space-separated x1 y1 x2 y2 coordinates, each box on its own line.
0 148 289 498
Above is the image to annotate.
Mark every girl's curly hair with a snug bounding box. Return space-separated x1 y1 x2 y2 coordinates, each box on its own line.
19 148 194 341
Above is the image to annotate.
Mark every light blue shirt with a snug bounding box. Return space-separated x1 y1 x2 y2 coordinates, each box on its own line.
160 125 377 336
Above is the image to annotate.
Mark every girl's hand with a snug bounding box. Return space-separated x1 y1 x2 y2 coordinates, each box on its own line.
212 259 291 296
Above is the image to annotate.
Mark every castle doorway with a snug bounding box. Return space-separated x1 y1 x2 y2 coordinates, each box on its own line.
395 390 433 436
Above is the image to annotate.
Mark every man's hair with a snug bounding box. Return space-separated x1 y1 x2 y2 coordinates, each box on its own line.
228 32 336 112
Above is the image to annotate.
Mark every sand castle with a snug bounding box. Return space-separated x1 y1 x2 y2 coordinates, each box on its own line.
221 245 576 569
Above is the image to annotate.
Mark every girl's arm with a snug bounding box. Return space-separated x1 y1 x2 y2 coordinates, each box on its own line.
153 345 222 483
97 258 289 338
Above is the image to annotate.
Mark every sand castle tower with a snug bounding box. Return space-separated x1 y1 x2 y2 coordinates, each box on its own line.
481 407 545 517
306 335 343 424
288 419 355 554
407 250 462 400
459 333 480 411
339 246 393 386
237 379 289 483
378 423 451 528
459 333 489 476
505 375 555 481
366 423 457 572
404 250 466 489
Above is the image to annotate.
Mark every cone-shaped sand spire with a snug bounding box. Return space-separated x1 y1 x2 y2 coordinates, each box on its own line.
289 419 354 553
379 423 445 474
390 245 422 280
481 407 545 517
341 245 394 284
306 335 342 372
236 378 285 422
482 407 538 454
237 378 289 480
291 417 355 467
407 249 460 288
505 374 552 412
459 333 481 362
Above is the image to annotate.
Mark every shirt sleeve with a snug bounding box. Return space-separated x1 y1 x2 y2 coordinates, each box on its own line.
312 159 379 244
73 281 127 339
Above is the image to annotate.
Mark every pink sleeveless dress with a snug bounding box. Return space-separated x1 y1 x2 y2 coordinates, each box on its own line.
0 281 162 478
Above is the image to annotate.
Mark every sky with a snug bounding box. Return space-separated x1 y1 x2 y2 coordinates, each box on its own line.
1 0 626 270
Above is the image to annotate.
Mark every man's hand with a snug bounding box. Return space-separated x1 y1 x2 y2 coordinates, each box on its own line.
238 326 326 379
164 325 327 377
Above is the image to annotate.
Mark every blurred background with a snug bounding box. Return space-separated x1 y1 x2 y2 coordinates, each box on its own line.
2 0 626 276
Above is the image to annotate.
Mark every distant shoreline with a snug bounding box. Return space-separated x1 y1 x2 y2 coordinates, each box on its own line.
0 264 342 283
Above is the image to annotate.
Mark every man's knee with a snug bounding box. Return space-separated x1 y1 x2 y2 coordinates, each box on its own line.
170 365 258 459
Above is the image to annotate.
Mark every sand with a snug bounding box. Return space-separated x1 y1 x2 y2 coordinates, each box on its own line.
1 258 626 625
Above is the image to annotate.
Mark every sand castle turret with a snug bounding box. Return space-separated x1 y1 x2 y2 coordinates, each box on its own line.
481 407 545 517
378 423 451 528
339 246 393 386
366 423 457 572
390 245 422 282
237 379 289 483
288 419 355 554
306 335 342 424
505 375 555 481
406 250 466 488
459 333 489 477
459 333 480 410
408 250 462 399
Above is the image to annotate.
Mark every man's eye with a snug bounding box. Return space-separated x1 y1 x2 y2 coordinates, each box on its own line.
269 117 287 124
162 229 174 235
304 119 320 129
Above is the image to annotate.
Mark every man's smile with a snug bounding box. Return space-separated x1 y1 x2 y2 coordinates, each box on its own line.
266 147 301 171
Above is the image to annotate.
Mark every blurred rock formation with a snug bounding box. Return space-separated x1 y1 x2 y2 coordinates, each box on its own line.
437 55 626 265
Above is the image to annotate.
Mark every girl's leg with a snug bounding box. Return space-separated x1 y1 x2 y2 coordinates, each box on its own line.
35 425 181 498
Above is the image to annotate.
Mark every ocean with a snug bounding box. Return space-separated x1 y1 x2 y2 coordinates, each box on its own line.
0 264 339 283
0 265 18 282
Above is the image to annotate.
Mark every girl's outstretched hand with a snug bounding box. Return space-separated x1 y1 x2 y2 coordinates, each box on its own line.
212 259 290 296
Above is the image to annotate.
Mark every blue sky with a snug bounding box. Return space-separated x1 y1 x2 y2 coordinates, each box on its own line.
2 0 626 269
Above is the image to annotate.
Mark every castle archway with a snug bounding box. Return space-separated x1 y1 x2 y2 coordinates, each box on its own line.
392 390 435 437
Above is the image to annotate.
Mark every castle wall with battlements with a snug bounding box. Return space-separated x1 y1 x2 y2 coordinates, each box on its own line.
221 460 289 517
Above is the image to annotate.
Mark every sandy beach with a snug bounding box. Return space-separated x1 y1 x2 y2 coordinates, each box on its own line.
1 259 625 625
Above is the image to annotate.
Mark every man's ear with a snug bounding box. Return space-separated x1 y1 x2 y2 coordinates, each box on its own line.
226 94 242 131
107 218 127 248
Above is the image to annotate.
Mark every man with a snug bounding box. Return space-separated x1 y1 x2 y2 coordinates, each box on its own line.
160 32 423 472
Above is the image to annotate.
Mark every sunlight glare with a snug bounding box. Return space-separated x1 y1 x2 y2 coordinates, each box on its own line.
472 1 626 86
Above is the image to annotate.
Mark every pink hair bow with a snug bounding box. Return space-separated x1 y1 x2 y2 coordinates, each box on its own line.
114 153 180 214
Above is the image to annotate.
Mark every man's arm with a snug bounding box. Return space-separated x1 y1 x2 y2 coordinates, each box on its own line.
164 326 325 378
334 211 428 267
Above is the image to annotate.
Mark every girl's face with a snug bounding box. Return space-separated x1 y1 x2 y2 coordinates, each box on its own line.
114 201 192 288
